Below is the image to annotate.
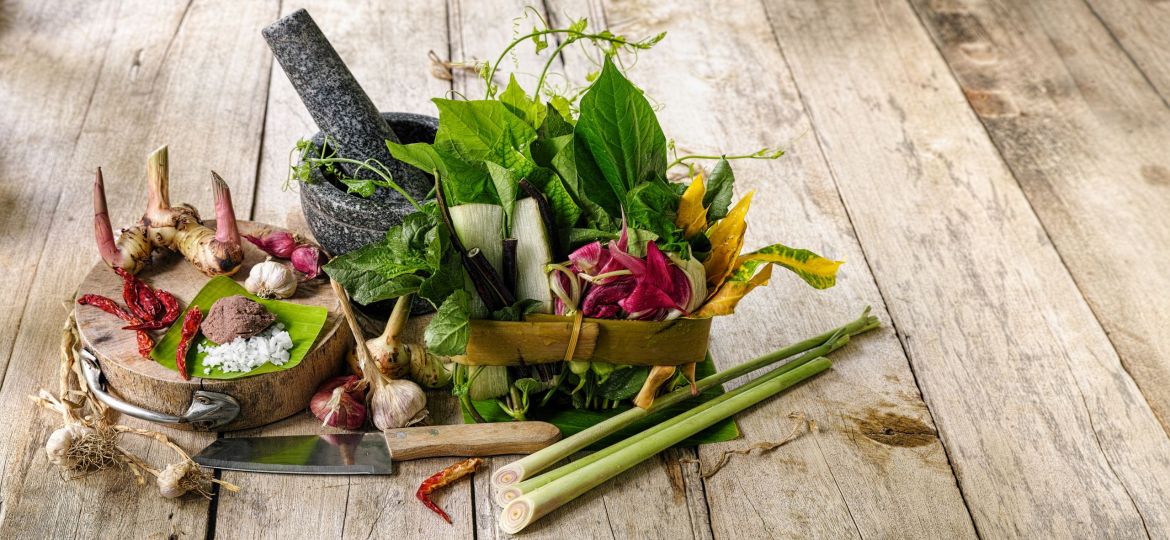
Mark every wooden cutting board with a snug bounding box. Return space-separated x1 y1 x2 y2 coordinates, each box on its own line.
75 221 348 431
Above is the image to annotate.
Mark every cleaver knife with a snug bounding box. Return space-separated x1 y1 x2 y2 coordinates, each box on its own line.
193 421 561 475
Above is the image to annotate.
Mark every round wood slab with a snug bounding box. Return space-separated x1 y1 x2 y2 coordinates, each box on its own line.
75 221 348 432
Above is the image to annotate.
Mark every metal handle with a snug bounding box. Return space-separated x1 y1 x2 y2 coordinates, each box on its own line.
79 349 241 431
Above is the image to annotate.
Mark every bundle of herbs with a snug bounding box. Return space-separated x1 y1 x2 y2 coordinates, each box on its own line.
303 17 844 434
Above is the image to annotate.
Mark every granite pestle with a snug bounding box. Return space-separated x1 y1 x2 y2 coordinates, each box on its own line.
262 9 429 203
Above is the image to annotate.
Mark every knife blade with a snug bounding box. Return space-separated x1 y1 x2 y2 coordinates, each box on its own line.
193 421 561 475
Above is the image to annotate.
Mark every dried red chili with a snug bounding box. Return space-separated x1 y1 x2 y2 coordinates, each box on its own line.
135 331 154 359
77 294 135 322
122 289 181 330
175 307 202 380
115 268 153 321
416 457 482 524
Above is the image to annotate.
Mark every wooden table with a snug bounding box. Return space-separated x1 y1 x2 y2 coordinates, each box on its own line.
3 0 1169 537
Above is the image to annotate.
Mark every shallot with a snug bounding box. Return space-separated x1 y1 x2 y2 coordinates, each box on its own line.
310 375 367 430
244 229 326 279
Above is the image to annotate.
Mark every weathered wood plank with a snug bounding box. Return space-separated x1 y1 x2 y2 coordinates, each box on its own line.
1082 0 1170 105
910 0 1170 531
558 0 978 538
764 0 1170 536
220 2 474 539
0 1 117 386
0 0 277 537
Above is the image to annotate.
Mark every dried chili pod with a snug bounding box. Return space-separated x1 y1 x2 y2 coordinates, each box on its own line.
175 307 203 380
416 457 482 523
77 294 135 322
136 331 154 359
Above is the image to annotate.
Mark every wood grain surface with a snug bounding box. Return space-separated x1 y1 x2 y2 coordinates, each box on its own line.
2 0 1170 538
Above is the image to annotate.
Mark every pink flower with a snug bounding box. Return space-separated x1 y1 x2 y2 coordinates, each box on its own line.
565 236 696 321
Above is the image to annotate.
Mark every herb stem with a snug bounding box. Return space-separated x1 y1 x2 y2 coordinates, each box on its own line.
307 156 422 210
666 149 786 170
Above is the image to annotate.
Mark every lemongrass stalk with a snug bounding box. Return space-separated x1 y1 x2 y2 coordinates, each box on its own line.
491 308 877 487
499 358 832 533
495 334 854 506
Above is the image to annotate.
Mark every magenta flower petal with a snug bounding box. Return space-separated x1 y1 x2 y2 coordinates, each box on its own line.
569 241 607 276
582 277 636 318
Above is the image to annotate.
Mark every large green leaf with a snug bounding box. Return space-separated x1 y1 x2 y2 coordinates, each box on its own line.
150 276 328 380
425 289 472 356
499 75 546 130
574 56 668 217
463 354 740 448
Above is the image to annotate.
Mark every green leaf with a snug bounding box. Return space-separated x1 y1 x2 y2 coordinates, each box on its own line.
574 56 668 217
625 180 681 244
526 166 581 232
568 18 587 33
514 377 546 395
323 241 428 305
418 244 464 307
386 141 447 180
597 366 648 400
486 162 519 231
491 298 544 321
550 95 573 122
339 177 380 198
500 75 546 129
150 277 328 380
704 158 735 221
425 289 472 356
431 98 539 205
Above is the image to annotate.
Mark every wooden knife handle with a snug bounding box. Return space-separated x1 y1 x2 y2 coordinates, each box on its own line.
382 421 562 461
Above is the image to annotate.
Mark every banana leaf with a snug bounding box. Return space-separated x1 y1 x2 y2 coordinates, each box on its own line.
150 276 328 380
464 354 740 448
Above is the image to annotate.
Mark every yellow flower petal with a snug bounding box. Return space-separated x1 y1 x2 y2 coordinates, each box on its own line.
703 191 753 289
695 263 773 317
675 174 707 239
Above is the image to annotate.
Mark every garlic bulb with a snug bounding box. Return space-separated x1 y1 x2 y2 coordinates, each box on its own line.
45 424 92 470
370 378 428 430
157 461 196 498
245 258 297 299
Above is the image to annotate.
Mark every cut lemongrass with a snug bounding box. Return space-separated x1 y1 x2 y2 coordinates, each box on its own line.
493 334 854 506
490 307 878 489
498 357 833 534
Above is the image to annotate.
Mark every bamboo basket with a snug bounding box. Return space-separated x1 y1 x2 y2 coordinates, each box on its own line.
452 315 712 367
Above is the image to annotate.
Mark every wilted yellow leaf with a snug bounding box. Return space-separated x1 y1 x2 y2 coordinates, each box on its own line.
675 174 707 238
703 191 753 290
737 243 843 289
695 263 773 317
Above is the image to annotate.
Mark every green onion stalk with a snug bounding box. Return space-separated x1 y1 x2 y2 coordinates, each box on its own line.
498 357 834 533
490 308 878 490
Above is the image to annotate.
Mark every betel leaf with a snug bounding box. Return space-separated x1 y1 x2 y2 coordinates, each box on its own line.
340 178 381 198
597 366 649 400
499 75 546 130
574 56 668 217
704 158 735 221
418 243 464 307
322 241 428 305
425 289 472 356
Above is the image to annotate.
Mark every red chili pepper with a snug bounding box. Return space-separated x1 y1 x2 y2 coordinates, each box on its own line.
416 457 482 524
122 290 182 330
114 268 165 322
175 307 202 380
78 294 136 322
78 294 154 359
136 331 154 359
